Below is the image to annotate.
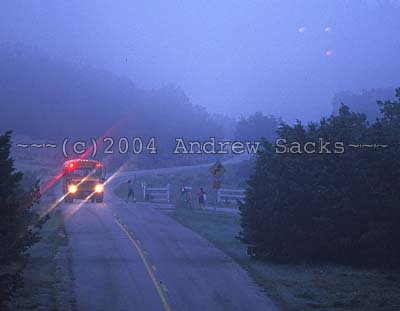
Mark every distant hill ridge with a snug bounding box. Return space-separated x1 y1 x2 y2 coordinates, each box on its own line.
0 44 224 143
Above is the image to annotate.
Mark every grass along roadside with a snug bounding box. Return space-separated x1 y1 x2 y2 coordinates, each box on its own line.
6 197 75 311
165 207 400 311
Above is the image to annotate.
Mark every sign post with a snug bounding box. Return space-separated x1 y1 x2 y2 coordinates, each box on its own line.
209 161 225 208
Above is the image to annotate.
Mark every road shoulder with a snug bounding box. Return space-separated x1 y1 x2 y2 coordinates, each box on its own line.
6 198 75 311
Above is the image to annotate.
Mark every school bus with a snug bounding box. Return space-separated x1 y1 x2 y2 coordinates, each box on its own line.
62 159 106 203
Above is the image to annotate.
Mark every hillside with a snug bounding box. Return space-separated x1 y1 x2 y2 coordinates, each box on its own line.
0 45 228 169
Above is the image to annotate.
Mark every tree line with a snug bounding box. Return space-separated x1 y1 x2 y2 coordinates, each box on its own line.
240 89 400 267
0 44 279 170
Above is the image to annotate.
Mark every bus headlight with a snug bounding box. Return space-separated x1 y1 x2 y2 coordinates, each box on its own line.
68 184 78 194
94 183 104 193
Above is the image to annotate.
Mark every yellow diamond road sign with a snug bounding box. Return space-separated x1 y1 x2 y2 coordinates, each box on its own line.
209 161 225 178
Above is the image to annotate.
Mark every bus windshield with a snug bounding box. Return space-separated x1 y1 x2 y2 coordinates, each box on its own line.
65 167 102 178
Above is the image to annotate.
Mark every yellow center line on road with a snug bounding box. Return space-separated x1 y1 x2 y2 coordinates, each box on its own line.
115 218 172 311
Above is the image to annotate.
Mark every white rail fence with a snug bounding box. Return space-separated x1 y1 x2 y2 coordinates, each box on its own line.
217 188 246 204
142 182 170 203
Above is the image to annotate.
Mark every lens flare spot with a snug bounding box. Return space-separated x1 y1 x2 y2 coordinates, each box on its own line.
298 26 306 33
325 50 334 57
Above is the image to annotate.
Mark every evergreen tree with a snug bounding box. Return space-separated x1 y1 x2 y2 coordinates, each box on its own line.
0 131 41 305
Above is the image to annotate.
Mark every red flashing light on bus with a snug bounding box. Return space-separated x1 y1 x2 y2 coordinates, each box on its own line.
66 162 76 170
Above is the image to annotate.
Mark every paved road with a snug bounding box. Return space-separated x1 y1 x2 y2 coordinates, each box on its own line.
62 178 278 311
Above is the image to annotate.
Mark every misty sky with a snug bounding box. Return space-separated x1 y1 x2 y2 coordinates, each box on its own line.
1 0 400 122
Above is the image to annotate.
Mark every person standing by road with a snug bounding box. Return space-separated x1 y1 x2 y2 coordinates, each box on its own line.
127 180 135 203
181 186 193 207
197 187 206 209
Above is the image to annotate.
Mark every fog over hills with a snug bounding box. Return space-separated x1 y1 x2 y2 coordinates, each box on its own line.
0 45 235 168
1 1 399 122
0 45 225 142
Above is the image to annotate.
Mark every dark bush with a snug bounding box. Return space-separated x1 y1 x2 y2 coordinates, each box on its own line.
239 89 400 267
